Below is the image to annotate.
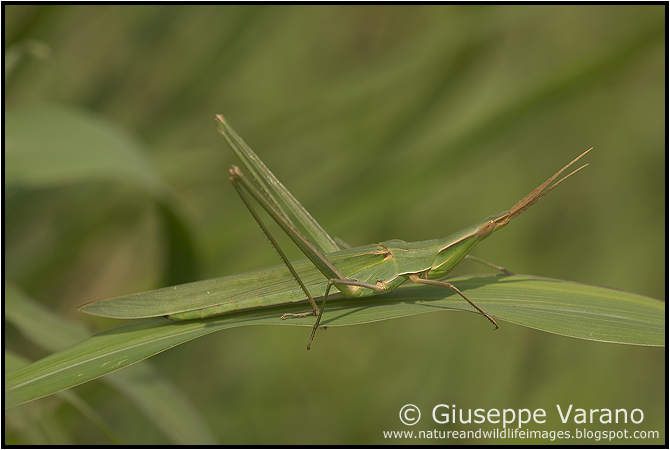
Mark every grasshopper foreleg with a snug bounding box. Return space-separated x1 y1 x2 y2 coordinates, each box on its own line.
409 274 499 329
464 255 515 276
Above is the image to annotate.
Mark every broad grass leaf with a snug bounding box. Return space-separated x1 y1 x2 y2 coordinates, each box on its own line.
5 283 217 444
6 275 663 408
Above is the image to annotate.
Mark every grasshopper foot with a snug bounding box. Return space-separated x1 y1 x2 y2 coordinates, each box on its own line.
280 310 318 320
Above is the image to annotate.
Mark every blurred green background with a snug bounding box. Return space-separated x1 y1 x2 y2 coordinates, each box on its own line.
4 5 665 445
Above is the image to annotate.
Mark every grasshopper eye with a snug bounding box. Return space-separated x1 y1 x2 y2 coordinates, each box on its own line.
477 220 496 238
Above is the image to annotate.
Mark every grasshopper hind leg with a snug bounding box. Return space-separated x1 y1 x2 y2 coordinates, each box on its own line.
302 277 387 350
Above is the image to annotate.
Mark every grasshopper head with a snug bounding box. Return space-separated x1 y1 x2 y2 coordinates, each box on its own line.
430 211 509 278
429 149 590 278
474 210 512 239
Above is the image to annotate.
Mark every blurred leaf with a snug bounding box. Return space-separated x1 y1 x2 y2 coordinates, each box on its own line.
5 282 90 351
5 104 166 194
102 361 216 445
5 39 51 82
5 283 217 444
156 201 199 286
5 103 198 285
6 275 663 408
5 351 121 445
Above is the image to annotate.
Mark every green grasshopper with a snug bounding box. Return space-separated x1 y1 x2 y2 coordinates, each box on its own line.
80 115 590 349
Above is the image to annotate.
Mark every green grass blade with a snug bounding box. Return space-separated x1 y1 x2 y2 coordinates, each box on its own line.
5 283 217 444
6 351 123 444
6 275 663 408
